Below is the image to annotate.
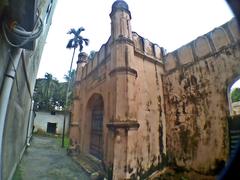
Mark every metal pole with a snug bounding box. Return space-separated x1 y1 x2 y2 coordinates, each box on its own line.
0 49 22 179
26 100 34 146
62 47 76 147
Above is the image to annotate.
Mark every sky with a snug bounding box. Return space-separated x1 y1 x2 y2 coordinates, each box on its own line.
37 0 234 83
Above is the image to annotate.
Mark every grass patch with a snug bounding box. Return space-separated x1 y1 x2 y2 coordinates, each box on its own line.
12 165 23 180
33 129 54 137
57 136 70 149
33 129 61 138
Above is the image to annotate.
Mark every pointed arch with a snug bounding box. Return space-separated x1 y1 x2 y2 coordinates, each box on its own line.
86 93 104 159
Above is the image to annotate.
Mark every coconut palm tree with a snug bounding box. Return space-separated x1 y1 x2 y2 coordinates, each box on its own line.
65 27 89 107
66 27 89 52
43 73 58 99
62 27 89 147
33 73 59 111
62 69 76 107
64 69 76 87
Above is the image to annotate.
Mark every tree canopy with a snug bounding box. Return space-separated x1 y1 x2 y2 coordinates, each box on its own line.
231 88 240 103
66 27 89 52
33 71 75 112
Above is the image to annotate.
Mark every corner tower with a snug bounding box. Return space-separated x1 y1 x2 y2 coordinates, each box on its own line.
109 0 137 118
108 1 140 179
70 1 166 179
110 0 132 40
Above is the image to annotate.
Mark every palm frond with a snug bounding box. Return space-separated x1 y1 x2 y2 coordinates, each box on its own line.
76 27 85 36
66 27 89 52
83 38 89 46
66 39 74 48
79 44 83 52
67 28 76 35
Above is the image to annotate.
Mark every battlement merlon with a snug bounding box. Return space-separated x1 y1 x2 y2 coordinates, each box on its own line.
76 0 166 83
133 32 165 63
164 18 240 73
75 31 165 83
109 0 164 64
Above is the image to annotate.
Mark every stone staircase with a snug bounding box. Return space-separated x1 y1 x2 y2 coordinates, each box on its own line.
228 116 240 157
72 152 106 179
229 129 240 156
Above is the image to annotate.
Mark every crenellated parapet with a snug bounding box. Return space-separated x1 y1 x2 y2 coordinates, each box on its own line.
164 18 240 73
77 17 239 80
133 32 165 62
77 37 112 81
77 30 166 82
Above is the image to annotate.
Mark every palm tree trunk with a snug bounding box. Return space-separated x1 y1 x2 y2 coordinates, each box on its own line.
62 47 76 147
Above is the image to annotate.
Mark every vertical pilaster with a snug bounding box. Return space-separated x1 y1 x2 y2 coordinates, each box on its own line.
112 129 128 179
108 2 139 179
109 0 136 121
69 52 88 146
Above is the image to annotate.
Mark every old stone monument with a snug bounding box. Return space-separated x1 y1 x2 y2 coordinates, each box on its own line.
69 0 240 179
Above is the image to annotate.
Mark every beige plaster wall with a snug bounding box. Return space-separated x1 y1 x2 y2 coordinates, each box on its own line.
126 52 165 178
70 4 240 178
163 18 240 174
70 31 166 178
71 53 115 166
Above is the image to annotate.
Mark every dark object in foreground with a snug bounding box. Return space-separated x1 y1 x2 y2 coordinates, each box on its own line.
218 142 240 179
226 0 240 26
218 0 240 179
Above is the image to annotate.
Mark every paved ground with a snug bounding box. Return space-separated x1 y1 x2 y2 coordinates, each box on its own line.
14 135 90 180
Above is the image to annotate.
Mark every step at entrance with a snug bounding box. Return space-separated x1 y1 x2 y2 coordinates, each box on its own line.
72 153 106 178
230 130 240 156
228 116 240 156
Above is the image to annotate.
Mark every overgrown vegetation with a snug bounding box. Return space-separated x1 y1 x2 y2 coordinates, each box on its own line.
33 129 59 137
57 136 70 149
33 71 75 112
150 167 215 180
12 165 23 180
231 87 240 102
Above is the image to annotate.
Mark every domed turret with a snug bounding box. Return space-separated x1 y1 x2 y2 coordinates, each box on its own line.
76 52 88 81
110 0 131 18
77 52 88 65
110 0 132 40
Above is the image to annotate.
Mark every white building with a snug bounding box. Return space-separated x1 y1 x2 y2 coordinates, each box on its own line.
34 111 70 135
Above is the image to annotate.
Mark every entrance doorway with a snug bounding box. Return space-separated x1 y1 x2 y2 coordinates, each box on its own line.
47 122 57 134
228 78 240 156
88 94 104 160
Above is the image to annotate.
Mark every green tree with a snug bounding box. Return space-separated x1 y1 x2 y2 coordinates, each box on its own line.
62 27 89 147
231 88 240 102
64 69 76 88
33 79 45 110
52 82 67 107
63 69 76 107
33 73 66 111
42 73 58 99
65 27 89 108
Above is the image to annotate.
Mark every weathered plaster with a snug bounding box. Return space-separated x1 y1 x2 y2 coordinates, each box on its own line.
70 0 240 178
163 19 240 174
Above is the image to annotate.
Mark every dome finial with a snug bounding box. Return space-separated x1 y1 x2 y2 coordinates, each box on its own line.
110 0 131 18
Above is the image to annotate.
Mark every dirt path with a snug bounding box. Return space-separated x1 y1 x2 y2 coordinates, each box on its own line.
13 135 90 180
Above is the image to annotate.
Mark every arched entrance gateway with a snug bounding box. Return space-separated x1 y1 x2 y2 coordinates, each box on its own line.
87 94 104 160
227 77 240 156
